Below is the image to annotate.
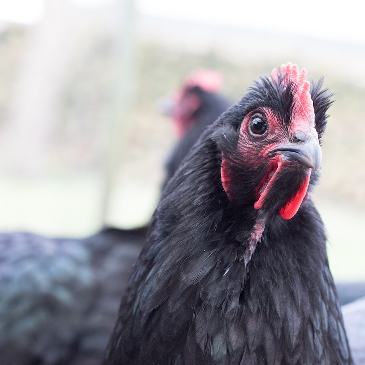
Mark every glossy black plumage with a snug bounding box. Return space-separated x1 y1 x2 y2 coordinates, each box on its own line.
0 227 146 365
104 66 352 365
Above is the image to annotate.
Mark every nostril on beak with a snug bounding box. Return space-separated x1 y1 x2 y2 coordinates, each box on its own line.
290 131 308 143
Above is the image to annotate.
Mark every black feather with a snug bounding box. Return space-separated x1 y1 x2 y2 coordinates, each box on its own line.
310 77 334 142
0 227 146 365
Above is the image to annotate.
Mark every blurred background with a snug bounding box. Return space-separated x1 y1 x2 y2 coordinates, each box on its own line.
0 0 364 280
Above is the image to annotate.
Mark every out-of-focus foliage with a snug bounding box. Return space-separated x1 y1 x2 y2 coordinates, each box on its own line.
0 21 364 279
0 24 364 206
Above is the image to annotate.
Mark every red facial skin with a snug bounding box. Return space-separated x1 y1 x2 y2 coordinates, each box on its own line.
221 63 318 220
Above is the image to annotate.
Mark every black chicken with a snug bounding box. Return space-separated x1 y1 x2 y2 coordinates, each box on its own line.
167 71 365 309
162 69 232 189
104 63 352 364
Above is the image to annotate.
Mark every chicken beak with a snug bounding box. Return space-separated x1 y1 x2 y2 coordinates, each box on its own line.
270 137 322 172
256 135 322 219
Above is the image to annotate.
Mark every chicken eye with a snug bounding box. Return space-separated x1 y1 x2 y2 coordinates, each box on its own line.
248 116 268 136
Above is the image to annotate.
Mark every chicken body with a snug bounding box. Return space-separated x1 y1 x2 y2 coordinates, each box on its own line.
104 64 352 364
0 227 146 365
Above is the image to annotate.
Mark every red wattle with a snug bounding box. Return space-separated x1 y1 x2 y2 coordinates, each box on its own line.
279 170 311 220
254 158 282 210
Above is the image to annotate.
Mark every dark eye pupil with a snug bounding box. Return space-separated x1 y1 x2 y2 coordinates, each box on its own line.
249 117 267 136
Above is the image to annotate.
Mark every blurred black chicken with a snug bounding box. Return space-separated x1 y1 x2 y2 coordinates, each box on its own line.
104 63 352 364
162 69 232 189
0 227 147 365
0 71 232 365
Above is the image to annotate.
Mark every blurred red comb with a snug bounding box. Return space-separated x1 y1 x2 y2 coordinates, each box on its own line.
184 69 223 93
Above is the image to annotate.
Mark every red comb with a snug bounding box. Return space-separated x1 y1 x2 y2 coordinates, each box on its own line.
271 63 314 126
184 69 223 93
